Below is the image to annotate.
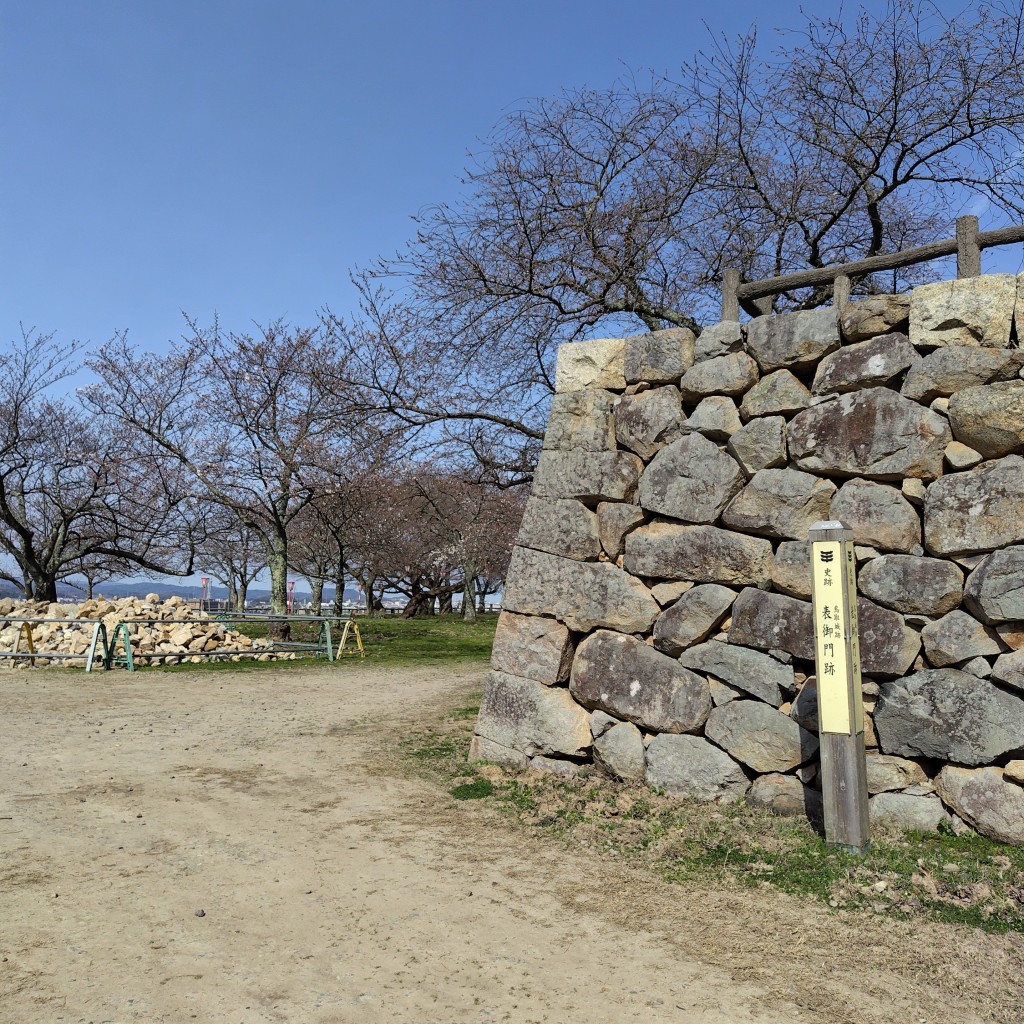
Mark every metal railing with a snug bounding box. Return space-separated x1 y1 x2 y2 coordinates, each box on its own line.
721 216 1024 320
0 617 111 672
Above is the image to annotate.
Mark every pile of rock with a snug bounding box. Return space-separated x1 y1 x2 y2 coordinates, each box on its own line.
473 273 1024 846
0 593 294 667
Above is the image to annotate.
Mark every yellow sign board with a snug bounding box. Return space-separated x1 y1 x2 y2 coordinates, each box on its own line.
810 536 863 735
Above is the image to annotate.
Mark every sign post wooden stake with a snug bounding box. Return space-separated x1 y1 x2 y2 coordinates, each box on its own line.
808 520 870 856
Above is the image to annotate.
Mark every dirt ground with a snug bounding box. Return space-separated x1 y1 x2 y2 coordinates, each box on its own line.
1 664 1021 1024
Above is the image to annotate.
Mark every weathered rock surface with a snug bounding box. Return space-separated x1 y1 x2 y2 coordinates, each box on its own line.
543 390 617 451
649 580 693 606
473 671 592 762
684 396 742 440
962 546 1024 624
869 793 950 832
490 612 575 685
857 598 922 677
992 649 1024 692
902 346 1024 402
652 585 736 655
532 450 643 503
739 370 810 420
947 380 1024 458
694 321 744 362
726 416 787 475
1005 760 1024 783
590 710 618 738
909 274 1016 348
788 388 950 481
790 679 818 731
516 498 602 561
924 455 1024 556
944 441 983 470
596 502 645 560
502 547 659 633
858 556 963 616
624 523 773 586
874 669 1024 765
839 293 910 342
614 386 685 459
920 610 1003 668
745 306 840 373
722 468 836 540
637 434 744 523
679 352 759 402
727 589 815 661
771 541 812 599
812 333 918 394
865 753 929 794
555 337 626 392
570 630 712 734
594 721 646 781
935 766 1024 845
624 327 696 384
829 479 921 552
705 701 817 774
747 773 823 820
529 755 582 779
678 641 791 707
644 734 749 801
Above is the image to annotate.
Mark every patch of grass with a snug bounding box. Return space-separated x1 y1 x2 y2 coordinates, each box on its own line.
394 700 1024 935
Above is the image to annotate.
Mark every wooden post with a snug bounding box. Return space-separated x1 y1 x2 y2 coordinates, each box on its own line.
956 215 981 278
722 268 740 321
833 273 851 311
808 520 870 856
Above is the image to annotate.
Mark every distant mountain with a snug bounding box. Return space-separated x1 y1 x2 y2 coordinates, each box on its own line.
39 581 363 604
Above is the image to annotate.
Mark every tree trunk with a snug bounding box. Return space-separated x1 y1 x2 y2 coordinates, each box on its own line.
308 577 324 616
439 590 453 615
237 581 248 611
462 578 477 622
267 537 290 640
31 573 58 604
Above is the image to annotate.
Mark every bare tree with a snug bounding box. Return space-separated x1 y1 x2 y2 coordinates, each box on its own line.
198 510 266 611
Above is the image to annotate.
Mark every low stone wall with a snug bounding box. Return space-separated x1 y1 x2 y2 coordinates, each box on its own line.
472 273 1024 846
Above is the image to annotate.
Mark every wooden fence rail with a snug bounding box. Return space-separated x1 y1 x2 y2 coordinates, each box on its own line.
721 216 1024 320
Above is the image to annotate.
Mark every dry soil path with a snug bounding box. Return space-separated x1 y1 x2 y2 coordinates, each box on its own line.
0 664 1019 1023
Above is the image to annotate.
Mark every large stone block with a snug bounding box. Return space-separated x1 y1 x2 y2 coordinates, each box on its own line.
920 610 1003 667
516 497 601 561
727 588 814 661
624 327 696 384
874 669 1024 765
555 337 626 392
839 293 910 342
738 370 810 421
594 721 646 781
542 390 617 451
829 479 921 553
812 333 918 395
962 545 1024 624
788 388 950 481
857 555 963 616
644 734 749 801
652 585 736 656
858 598 922 677
533 449 643 503
865 753 929 794
490 612 575 685
624 522 773 586
678 641 792 707
747 773 823 821
868 793 950 832
771 541 812 599
992 649 1024 693
924 455 1024 556
685 396 741 440
725 415 787 475
909 274 1016 348
613 385 685 459
705 701 817 773
570 630 711 734
637 434 744 523
935 766 1024 845
902 346 1024 403
595 502 644 560
722 468 836 540
679 352 759 402
473 670 592 762
502 547 659 633
947 380 1024 459
694 321 744 362
745 306 841 373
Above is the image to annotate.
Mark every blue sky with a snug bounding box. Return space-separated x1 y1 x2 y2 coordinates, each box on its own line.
3 0 996 354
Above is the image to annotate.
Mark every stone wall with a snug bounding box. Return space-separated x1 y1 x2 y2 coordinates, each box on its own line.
471 273 1024 846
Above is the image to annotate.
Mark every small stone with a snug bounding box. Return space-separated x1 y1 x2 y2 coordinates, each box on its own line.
864 753 929 795
930 397 950 416
1003 760 1024 784
195 909 206 918
943 441 983 470
678 640 793 706
901 479 926 506
649 580 693 606
594 722 646 782
709 679 741 706
992 649 1024 693
961 656 991 678
590 710 618 738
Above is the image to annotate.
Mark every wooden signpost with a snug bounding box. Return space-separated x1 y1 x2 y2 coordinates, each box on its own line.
808 520 870 855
